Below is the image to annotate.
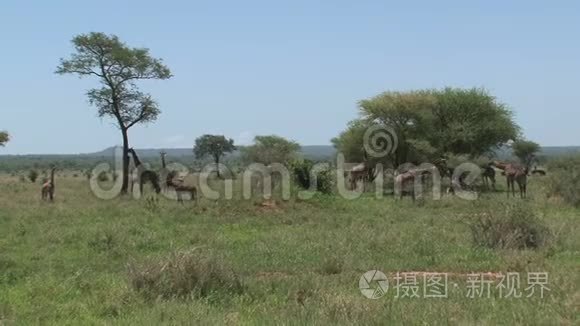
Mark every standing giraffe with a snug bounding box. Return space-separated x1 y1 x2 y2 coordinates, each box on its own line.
394 165 438 201
348 163 367 190
128 148 161 195
481 163 496 191
492 161 527 198
160 151 197 203
41 167 56 201
159 151 169 192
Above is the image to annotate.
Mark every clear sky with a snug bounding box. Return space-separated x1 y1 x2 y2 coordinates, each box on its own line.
1 0 578 154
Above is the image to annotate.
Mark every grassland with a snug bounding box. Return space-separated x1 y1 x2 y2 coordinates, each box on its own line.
0 174 578 325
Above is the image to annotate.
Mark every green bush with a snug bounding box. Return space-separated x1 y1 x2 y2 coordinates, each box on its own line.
27 170 38 183
97 172 109 182
469 203 550 250
127 249 243 300
291 159 334 194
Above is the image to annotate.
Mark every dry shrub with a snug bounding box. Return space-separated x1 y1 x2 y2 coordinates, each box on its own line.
469 203 550 250
127 249 243 300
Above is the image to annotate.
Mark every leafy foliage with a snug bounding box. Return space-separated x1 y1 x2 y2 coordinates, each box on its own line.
241 135 300 165
56 32 172 193
56 32 171 130
512 140 541 169
334 88 520 167
291 159 334 194
27 170 38 183
0 131 9 147
331 120 369 162
193 135 236 177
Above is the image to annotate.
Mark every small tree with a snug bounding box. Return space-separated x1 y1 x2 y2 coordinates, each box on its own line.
512 140 541 170
28 170 39 183
0 131 9 147
193 135 236 178
241 135 300 166
56 32 172 194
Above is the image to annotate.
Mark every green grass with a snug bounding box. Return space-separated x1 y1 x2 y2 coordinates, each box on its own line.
0 175 578 324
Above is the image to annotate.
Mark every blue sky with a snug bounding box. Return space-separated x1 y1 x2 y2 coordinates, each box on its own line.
1 0 578 154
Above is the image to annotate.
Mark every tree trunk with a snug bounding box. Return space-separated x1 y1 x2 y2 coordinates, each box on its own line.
215 155 221 178
121 128 130 194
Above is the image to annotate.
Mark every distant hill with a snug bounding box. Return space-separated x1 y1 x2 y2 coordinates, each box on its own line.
539 146 580 156
2 145 580 173
87 145 338 160
4 145 580 160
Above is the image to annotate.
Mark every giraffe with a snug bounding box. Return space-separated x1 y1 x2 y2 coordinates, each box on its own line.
159 151 169 192
41 167 56 201
160 151 197 203
434 158 454 194
348 163 367 190
128 148 161 195
481 163 496 190
394 165 438 201
492 161 527 198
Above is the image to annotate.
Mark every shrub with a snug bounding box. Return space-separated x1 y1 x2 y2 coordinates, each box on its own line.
319 256 343 275
127 249 243 300
469 203 550 250
28 170 38 183
546 155 580 207
291 159 334 194
97 172 109 182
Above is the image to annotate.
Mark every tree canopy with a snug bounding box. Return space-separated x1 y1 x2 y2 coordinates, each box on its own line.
56 32 172 193
0 131 8 147
193 135 236 177
242 135 300 165
512 140 541 169
334 88 520 167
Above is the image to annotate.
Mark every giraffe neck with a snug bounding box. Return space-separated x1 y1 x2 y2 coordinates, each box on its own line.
50 168 55 185
161 154 166 168
492 161 507 170
130 149 142 167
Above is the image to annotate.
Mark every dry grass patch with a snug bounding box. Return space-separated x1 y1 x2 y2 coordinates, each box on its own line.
127 248 243 300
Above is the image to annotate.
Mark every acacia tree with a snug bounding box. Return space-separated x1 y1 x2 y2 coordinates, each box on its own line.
0 131 9 147
241 135 300 166
56 32 172 193
344 88 520 166
193 135 236 178
512 140 540 170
